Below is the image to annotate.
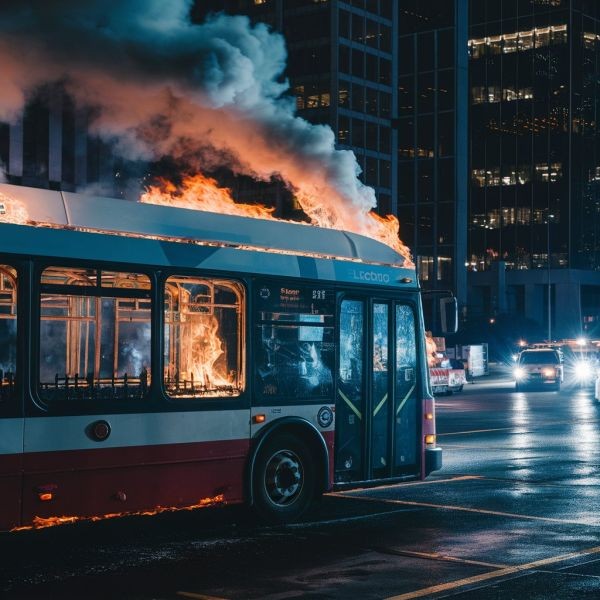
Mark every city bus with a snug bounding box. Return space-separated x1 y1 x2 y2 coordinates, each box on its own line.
0 182 447 530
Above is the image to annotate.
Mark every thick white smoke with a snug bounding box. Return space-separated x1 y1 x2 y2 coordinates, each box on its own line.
0 0 410 260
0 1 374 210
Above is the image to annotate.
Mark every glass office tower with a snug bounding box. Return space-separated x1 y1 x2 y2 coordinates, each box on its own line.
396 1 468 304
468 0 600 337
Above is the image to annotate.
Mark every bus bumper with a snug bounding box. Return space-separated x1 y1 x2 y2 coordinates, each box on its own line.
425 447 442 475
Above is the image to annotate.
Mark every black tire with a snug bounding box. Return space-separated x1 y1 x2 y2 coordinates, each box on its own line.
252 433 316 524
554 382 561 392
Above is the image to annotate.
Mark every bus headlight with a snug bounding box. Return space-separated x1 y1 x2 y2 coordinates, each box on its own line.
514 367 526 381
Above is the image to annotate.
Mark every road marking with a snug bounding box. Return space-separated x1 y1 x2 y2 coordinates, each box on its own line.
177 593 229 600
438 427 514 436
287 507 422 529
385 545 600 599
331 494 599 527
376 548 508 569
438 417 600 437
330 475 482 495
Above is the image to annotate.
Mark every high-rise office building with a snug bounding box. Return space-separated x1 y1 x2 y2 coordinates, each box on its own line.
396 1 468 304
468 0 600 338
0 86 116 193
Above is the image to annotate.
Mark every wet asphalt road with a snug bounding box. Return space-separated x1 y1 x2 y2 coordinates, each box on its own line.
3 369 600 599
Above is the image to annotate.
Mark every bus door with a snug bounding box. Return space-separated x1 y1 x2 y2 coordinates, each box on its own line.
335 298 419 483
0 264 22 530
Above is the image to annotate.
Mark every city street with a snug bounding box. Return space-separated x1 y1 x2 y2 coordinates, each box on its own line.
3 370 600 599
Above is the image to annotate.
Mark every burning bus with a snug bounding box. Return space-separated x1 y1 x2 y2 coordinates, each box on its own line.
0 182 451 529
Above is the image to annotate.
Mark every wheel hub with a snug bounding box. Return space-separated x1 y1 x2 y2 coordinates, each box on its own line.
264 449 304 506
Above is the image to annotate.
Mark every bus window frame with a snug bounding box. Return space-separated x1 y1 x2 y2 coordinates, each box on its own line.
335 290 423 483
30 258 158 416
160 270 250 408
0 259 22 419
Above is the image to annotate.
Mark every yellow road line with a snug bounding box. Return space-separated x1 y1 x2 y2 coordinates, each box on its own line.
438 427 514 436
329 475 483 496
380 548 508 569
385 545 600 600
333 494 598 527
177 592 229 600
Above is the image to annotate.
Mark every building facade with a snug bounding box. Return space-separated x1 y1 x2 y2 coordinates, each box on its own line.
468 0 600 338
0 86 116 194
396 0 469 305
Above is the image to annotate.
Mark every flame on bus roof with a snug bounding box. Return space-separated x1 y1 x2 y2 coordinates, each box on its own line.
141 174 413 266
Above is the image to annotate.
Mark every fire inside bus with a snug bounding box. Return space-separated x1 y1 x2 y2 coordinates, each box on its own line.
0 183 452 529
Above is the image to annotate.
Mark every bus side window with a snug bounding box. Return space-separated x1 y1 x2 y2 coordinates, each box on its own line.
163 276 245 399
0 265 17 403
254 283 334 400
39 267 151 403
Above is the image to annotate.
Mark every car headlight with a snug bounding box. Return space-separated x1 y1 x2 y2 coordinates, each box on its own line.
542 367 555 377
574 361 593 382
514 367 526 380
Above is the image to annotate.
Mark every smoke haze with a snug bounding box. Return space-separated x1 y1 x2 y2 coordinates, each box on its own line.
0 0 410 260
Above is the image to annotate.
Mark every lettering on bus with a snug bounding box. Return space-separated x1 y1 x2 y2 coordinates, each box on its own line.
350 269 391 284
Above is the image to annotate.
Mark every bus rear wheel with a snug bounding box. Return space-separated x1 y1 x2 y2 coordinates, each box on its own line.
252 433 316 524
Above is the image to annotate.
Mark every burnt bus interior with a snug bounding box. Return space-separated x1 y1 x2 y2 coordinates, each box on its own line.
1 258 421 483
164 276 245 398
39 267 152 402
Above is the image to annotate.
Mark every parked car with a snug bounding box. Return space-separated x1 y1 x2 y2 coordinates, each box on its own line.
514 348 563 391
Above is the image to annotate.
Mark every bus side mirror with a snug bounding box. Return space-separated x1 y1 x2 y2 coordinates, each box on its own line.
422 292 458 336
439 296 458 335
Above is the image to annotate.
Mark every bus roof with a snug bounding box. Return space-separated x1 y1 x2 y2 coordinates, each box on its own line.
0 183 409 268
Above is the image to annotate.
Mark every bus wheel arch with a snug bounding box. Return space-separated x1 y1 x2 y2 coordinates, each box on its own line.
247 418 328 523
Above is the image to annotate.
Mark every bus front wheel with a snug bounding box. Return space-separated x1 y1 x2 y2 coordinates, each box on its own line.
252 433 316 524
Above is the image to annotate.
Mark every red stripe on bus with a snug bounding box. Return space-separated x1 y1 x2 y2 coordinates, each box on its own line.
22 438 250 472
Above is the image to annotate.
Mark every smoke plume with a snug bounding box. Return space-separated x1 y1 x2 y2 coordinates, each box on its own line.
0 0 410 261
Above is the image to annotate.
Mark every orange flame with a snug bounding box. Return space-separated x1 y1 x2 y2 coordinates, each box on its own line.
188 314 232 390
141 174 275 220
11 494 225 531
0 192 29 224
141 174 413 266
425 331 438 368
